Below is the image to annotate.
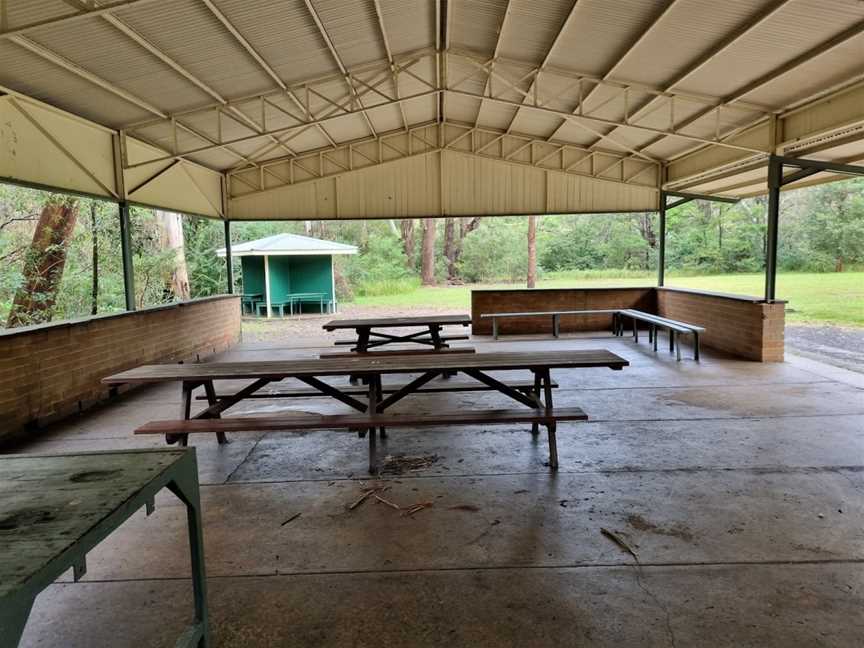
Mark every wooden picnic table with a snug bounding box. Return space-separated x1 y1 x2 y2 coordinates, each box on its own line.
322 314 471 352
104 350 627 451
0 449 209 648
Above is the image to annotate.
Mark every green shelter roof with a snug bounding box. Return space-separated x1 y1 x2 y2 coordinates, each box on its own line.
218 233 358 257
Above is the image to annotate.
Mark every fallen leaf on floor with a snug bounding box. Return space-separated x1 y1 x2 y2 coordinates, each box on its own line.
601 527 639 562
449 504 481 512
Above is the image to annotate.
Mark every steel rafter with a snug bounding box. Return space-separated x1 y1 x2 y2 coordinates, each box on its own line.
372 0 408 131
226 122 657 199
652 16 864 165
445 58 768 159
503 0 581 135
544 0 678 143
473 0 513 129
7 34 262 170
577 0 793 159
200 0 336 152
303 0 377 138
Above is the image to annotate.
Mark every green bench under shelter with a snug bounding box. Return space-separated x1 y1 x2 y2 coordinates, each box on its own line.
218 233 357 317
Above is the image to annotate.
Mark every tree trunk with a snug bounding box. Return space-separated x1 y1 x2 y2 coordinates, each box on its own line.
443 217 458 282
154 210 190 300
420 218 437 285
400 219 416 270
90 202 98 315
527 215 537 289
7 196 79 327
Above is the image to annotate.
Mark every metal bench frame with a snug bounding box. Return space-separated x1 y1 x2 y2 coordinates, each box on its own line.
481 309 622 339
616 309 705 361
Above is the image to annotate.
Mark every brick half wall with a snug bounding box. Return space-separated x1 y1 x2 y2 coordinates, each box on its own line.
0 295 241 445
471 287 655 336
656 288 785 362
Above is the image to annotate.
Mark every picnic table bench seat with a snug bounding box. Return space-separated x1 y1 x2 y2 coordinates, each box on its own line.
136 406 587 473
320 347 475 359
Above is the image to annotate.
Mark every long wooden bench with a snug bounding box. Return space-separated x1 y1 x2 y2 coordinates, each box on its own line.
481 309 622 339
617 309 705 361
137 407 588 473
196 377 557 400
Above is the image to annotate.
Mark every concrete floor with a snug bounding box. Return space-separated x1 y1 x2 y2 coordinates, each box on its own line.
10 331 864 647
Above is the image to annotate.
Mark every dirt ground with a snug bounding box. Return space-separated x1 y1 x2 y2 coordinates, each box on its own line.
241 303 465 344
241 305 864 374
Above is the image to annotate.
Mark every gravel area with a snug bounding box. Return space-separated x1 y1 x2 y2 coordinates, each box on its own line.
785 325 864 374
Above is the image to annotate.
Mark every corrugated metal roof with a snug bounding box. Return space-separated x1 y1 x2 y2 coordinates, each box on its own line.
217 232 358 256
2 0 864 205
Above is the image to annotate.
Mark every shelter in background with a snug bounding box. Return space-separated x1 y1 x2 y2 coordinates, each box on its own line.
217 233 356 317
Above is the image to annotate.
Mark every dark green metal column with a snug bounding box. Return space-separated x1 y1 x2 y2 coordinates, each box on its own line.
224 219 234 294
764 156 781 302
118 201 135 311
657 190 667 287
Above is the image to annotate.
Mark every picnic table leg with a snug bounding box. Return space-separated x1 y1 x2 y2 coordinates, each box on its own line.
366 376 380 475
370 374 386 439
203 381 229 445
542 369 559 470
530 370 542 436
430 324 456 377
170 380 196 446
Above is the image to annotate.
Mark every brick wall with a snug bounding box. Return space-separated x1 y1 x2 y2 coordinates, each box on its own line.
0 295 241 445
471 287 785 362
471 287 655 336
656 288 785 362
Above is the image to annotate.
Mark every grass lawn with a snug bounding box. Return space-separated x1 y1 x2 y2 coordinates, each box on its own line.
351 272 864 327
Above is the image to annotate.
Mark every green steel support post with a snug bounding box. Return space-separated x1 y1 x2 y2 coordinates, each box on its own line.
118 201 135 311
764 156 781 302
224 220 234 294
657 190 667 287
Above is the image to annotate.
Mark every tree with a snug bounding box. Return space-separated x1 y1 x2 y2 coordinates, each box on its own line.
7 195 79 327
526 215 537 288
420 218 436 285
154 210 190 300
400 219 416 270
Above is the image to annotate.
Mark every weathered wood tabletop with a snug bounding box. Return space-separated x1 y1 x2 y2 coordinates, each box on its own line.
322 314 471 330
103 350 628 384
0 449 209 648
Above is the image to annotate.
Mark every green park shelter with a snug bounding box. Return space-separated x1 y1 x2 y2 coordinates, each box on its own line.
217 233 357 317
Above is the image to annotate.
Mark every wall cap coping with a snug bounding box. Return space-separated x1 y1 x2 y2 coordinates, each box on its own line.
658 286 788 305
471 286 655 294
0 294 240 339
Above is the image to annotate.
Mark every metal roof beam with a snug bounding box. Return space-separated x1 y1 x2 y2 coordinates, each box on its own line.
504 0 580 134
100 14 278 161
9 35 260 169
472 0 513 130
574 0 792 152
0 0 165 39
200 0 336 150
544 0 678 142
302 0 377 138
372 0 408 130
656 17 864 164
123 89 438 169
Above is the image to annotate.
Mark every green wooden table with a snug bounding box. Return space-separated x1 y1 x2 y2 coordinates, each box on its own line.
0 448 209 648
